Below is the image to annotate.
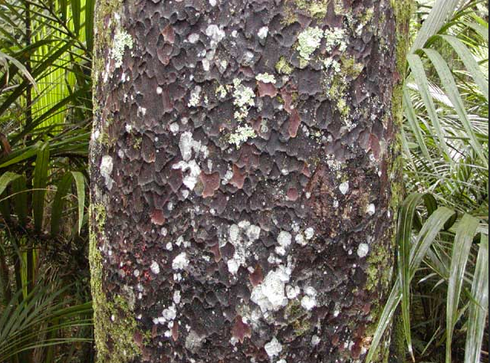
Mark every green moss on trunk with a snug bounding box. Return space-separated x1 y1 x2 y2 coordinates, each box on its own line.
89 204 143 363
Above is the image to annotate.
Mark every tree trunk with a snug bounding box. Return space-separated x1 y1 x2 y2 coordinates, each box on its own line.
90 1 411 362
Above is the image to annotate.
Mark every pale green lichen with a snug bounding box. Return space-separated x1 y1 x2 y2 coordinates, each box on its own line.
232 79 255 121
284 299 312 338
323 56 364 124
216 84 228 99
333 0 344 15
340 56 364 79
324 27 347 53
112 29 133 69
295 0 329 19
92 0 123 88
256 73 277 84
275 56 294 75
297 26 324 63
188 86 202 107
336 98 349 118
283 0 330 24
297 26 348 68
323 58 341 73
228 125 256 148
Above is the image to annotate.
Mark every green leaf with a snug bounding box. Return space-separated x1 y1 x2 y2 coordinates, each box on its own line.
410 207 455 275
0 50 38 90
411 0 460 52
398 193 455 358
403 87 432 163
367 194 455 363
85 0 95 52
446 215 480 363
464 234 489 363
50 173 73 236
12 175 28 226
464 19 489 42
0 172 22 196
72 0 81 35
33 144 50 232
397 193 426 358
0 146 39 169
0 172 22 222
0 40 73 120
71 171 85 234
365 281 402 363
0 284 92 361
423 49 488 167
407 54 451 160
439 35 488 101
60 0 67 23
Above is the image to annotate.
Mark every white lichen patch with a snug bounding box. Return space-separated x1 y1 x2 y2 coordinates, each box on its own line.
173 160 201 190
178 131 207 161
325 154 342 171
162 305 177 321
137 106 147 117
186 330 204 353
246 225 261 241
276 231 292 256
297 26 324 62
339 181 349 195
258 26 269 39
251 266 290 313
100 155 114 190
301 286 318 311
91 128 100 142
226 222 261 275
169 122 180 134
228 125 256 148
205 24 225 48
227 259 240 275
301 296 316 311
286 285 301 299
229 224 241 243
188 86 202 108
295 233 306 246
173 291 181 304
304 227 315 240
112 29 133 69
357 243 369 258
172 252 190 270
311 335 321 346
232 79 255 121
264 337 283 358
188 33 200 44
150 261 160 275
256 73 276 84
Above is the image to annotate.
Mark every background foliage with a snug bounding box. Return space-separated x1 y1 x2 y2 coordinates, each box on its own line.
368 1 488 363
0 0 94 361
0 0 487 362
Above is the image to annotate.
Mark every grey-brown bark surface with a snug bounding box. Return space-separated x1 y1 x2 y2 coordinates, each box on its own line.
90 0 410 362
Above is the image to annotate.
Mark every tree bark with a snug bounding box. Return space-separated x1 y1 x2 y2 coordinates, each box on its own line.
90 0 411 362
